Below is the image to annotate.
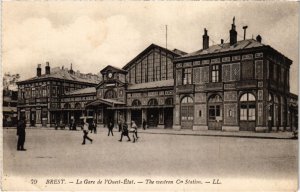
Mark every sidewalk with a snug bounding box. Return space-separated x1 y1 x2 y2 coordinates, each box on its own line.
4 126 296 139
137 128 295 139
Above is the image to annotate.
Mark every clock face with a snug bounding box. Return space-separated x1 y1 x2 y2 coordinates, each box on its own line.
108 72 113 78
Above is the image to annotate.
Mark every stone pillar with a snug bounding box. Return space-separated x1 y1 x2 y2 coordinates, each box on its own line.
173 104 181 130
47 111 51 127
114 110 117 128
126 109 131 126
142 109 146 122
157 109 164 129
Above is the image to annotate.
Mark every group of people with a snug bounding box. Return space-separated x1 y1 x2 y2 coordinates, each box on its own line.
15 117 147 150
118 120 139 143
81 118 145 144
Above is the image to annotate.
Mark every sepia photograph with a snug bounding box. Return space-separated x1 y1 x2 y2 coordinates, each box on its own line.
1 1 299 191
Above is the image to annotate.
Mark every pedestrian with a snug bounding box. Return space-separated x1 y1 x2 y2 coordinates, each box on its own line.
118 122 131 142
17 118 26 151
118 120 122 132
108 121 114 136
142 119 147 130
92 119 97 134
72 120 77 131
82 118 93 145
130 120 138 143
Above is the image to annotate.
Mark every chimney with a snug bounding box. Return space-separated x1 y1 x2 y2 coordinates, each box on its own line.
229 17 237 46
37 64 42 77
45 62 50 75
221 39 224 44
243 26 248 40
202 28 209 50
256 35 262 43
69 63 74 74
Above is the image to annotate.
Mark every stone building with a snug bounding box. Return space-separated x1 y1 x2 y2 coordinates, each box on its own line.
86 44 185 128
173 18 295 132
16 62 100 127
16 19 297 132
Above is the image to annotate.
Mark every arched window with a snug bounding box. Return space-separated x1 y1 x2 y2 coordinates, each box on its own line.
132 99 141 106
148 99 158 106
64 103 71 109
75 103 81 109
240 93 256 121
104 89 117 99
165 98 173 105
181 96 193 103
181 96 194 123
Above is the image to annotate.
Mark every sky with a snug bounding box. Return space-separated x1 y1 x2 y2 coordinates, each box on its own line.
2 1 299 94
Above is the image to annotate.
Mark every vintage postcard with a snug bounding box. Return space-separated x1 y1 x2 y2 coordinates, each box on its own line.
1 1 298 191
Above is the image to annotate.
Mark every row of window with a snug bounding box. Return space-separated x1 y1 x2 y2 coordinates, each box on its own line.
178 60 288 85
131 98 173 106
180 93 257 121
128 52 174 84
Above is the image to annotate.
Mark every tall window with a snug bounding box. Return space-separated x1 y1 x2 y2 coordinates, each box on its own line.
240 93 256 121
211 65 220 82
183 68 192 85
208 94 222 120
181 96 194 121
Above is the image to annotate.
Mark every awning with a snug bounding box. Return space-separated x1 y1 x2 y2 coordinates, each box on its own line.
86 98 126 107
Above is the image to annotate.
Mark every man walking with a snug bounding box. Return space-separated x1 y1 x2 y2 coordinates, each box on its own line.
108 121 114 136
17 118 26 151
82 118 93 145
118 122 131 142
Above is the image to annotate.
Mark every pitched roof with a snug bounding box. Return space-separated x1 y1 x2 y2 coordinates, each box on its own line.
122 43 183 70
100 65 127 74
181 39 265 58
127 79 174 90
18 69 100 84
65 87 96 95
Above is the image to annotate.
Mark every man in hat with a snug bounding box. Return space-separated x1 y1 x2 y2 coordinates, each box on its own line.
17 118 26 151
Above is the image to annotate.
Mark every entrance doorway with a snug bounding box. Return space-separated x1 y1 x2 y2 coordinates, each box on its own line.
104 108 114 126
147 108 159 127
180 96 194 129
239 93 256 131
208 94 222 130
164 108 173 128
131 110 142 127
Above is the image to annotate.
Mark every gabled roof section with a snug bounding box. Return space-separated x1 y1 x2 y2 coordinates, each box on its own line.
18 68 100 85
182 39 265 58
65 87 96 96
178 39 292 63
100 65 127 74
122 43 183 70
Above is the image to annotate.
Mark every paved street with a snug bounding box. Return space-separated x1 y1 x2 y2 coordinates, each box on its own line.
2 128 298 191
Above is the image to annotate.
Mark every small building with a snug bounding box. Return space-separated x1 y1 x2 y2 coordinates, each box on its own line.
16 62 100 127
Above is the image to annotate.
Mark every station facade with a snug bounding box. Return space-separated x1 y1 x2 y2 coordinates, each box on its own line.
17 19 298 131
